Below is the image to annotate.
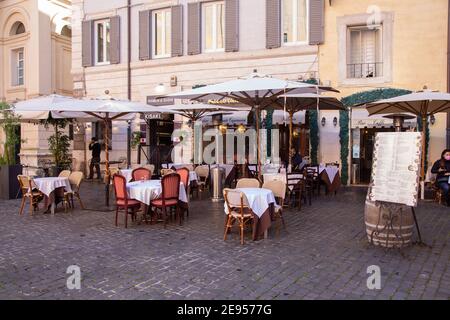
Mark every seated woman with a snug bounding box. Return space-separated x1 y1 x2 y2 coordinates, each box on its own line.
431 149 450 206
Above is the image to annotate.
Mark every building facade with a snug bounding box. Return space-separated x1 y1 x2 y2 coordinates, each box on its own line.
318 0 449 184
71 0 323 168
0 0 72 172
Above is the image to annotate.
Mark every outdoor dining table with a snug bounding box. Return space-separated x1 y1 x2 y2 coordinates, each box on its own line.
33 177 72 214
319 165 341 193
126 180 188 206
225 187 276 240
120 169 133 183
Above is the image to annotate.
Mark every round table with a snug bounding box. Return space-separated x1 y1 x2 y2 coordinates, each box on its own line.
33 177 72 214
127 180 188 206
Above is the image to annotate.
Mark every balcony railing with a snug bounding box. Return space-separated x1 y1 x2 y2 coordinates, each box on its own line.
347 62 383 79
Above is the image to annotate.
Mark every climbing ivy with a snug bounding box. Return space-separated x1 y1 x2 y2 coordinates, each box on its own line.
340 88 413 185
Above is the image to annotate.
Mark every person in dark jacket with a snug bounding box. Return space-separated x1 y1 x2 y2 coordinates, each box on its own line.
291 148 303 172
431 149 450 206
88 137 102 180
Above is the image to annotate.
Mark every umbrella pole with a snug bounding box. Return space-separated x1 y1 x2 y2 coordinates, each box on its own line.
421 116 427 180
255 107 261 180
289 111 293 168
105 115 111 207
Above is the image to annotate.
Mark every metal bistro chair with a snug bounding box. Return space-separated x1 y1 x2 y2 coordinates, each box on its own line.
64 171 85 210
17 175 44 215
223 188 254 245
262 180 287 234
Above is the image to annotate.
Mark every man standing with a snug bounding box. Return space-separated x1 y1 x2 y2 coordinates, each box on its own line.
88 137 101 180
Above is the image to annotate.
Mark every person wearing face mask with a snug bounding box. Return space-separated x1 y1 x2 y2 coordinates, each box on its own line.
431 149 450 206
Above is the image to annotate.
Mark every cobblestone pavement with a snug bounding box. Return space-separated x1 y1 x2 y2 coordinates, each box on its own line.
0 181 448 300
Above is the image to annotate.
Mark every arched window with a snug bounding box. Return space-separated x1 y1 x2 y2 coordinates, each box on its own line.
60 25 72 38
10 21 26 36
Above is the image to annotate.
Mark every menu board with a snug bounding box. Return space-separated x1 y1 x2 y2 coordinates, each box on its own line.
368 132 422 207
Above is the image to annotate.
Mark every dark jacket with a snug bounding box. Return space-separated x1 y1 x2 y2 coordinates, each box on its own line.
89 142 101 159
292 153 303 168
431 159 450 183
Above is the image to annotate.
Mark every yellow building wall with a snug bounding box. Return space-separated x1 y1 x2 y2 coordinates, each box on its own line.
319 0 448 170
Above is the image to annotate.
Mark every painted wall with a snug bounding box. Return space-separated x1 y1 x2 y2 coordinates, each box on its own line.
318 0 449 170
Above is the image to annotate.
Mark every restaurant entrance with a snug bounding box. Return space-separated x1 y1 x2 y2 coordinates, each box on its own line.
352 128 392 184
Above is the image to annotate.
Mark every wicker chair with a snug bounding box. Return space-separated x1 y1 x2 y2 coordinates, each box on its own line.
64 171 85 210
262 180 287 234
58 170 71 178
223 188 254 245
236 178 260 189
17 175 44 215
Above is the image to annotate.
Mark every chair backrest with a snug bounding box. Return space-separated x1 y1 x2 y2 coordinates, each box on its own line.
112 174 128 203
69 171 84 190
223 188 250 217
262 180 286 200
132 168 151 181
195 165 209 179
161 168 175 176
176 168 190 190
286 173 304 190
142 164 155 175
17 175 33 194
236 178 260 189
161 173 180 204
59 170 71 178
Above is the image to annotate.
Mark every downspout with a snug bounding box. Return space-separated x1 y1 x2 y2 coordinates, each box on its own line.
126 0 132 167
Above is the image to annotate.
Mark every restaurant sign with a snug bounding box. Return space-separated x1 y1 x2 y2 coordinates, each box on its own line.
147 95 174 106
352 118 416 128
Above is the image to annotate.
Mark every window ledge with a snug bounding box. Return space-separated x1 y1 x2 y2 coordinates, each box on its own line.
339 77 392 87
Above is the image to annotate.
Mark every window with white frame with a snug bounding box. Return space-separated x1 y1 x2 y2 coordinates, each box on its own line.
202 1 225 52
347 26 383 79
94 19 111 65
282 0 308 45
153 9 172 58
11 48 24 86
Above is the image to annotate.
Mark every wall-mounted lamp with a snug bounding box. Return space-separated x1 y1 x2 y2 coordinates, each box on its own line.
170 76 178 87
333 117 338 127
155 83 165 93
430 114 436 125
237 124 246 133
321 117 326 127
219 124 228 133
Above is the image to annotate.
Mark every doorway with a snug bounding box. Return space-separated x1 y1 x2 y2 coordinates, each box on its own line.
359 127 392 183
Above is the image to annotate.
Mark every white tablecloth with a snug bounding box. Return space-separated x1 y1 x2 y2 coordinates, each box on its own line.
322 166 339 182
120 169 133 183
33 177 72 197
127 180 188 206
225 188 275 218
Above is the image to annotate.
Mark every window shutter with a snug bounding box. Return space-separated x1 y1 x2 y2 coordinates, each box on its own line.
110 16 121 64
309 0 324 45
225 0 239 52
139 10 151 60
171 5 183 57
82 20 94 67
266 0 281 49
187 2 201 55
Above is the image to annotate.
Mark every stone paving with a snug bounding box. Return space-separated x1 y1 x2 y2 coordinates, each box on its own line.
0 181 448 300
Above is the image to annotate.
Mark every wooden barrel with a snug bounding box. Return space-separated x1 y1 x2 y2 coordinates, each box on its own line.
364 199 414 248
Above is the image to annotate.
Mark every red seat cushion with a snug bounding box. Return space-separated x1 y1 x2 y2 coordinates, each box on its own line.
151 199 178 207
116 199 141 207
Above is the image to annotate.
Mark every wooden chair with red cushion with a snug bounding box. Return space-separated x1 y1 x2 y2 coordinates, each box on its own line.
112 174 141 228
176 167 190 217
131 167 151 182
150 173 181 228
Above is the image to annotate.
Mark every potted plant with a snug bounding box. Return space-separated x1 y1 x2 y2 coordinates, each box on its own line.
0 103 23 200
42 116 72 176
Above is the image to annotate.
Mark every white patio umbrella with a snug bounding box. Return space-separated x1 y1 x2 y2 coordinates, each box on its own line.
365 90 450 179
164 71 339 178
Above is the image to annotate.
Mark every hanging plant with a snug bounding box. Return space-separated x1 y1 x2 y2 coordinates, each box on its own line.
131 131 142 149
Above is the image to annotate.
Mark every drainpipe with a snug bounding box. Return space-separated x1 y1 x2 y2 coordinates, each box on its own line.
126 0 132 167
